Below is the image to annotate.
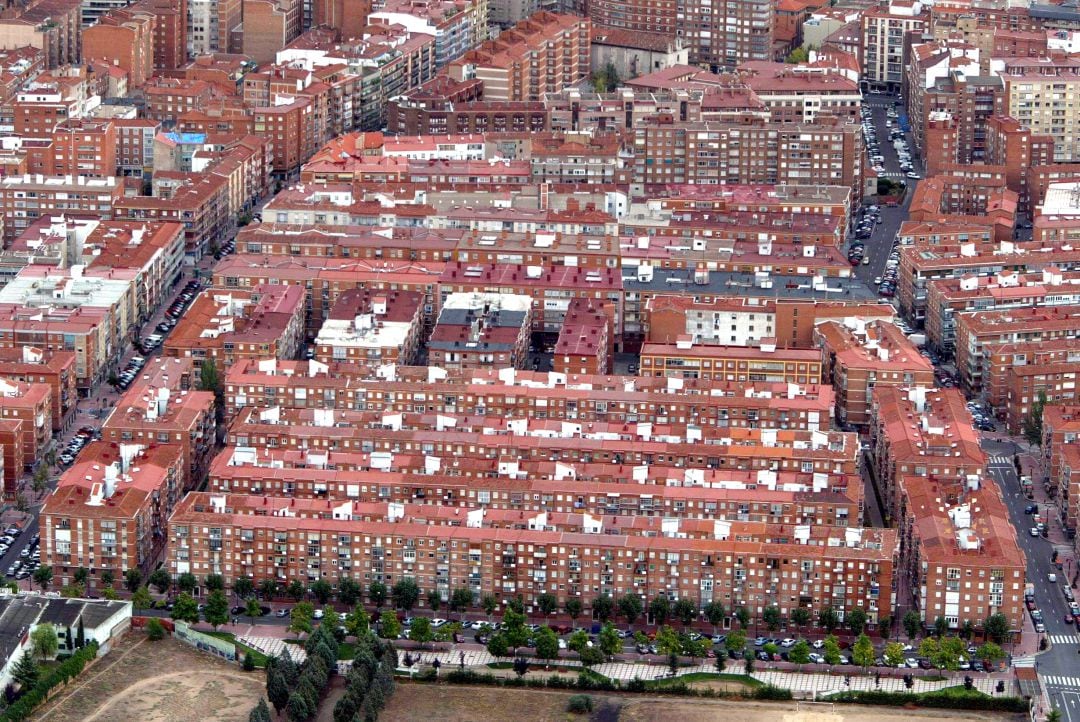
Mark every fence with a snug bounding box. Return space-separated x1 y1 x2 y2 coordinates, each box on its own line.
173 621 236 662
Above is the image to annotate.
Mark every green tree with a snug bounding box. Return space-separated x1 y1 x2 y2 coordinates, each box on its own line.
934 615 949 638
649 596 671 626
1023 390 1048 446
502 606 529 654
847 608 868 637
74 566 90 588
976 641 1006 668
763 642 779 659
345 605 370 638
267 662 290 713
598 622 622 658
286 579 306 602
960 619 975 640
762 605 782 632
391 577 420 612
310 579 332 605
568 629 590 654
426 588 442 614
486 633 509 657
32 565 53 592
336 577 361 606
286 691 310 722
177 572 197 595
879 615 893 639
818 606 839 633
852 633 874 670
368 581 388 609
289 601 314 637
205 589 230 630
536 592 558 619
725 629 747 656
449 587 473 620
674 598 697 628
744 650 755 674
936 636 965 671
205 573 225 592
655 625 681 657
884 641 905 667
409 616 434 648
564 597 583 626
171 592 200 624
32 464 49 494
259 578 278 601
790 607 811 633
131 585 153 611
146 618 166 641
735 606 751 630
789 639 811 666
379 610 401 640
123 568 143 594
1048 711 1063 722
703 601 726 633
984 613 1010 645
592 593 614 622
101 569 115 589
578 645 605 667
903 609 922 640
535 625 559 662
249 698 272 722
246 597 263 624
103 586 119 600
823 635 841 666
12 653 37 689
785 47 810 64
149 568 171 594
233 576 255 601
618 594 643 628
482 593 499 621
31 623 58 661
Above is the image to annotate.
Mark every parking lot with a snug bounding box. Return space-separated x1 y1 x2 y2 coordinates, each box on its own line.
0 525 39 583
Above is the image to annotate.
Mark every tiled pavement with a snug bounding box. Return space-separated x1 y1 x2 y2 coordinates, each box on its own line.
240 636 307 664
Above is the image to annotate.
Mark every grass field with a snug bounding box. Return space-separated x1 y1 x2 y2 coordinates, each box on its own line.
33 633 264 722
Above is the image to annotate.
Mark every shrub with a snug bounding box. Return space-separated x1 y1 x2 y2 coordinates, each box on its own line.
567 694 593 714
753 684 793 701
146 618 165 641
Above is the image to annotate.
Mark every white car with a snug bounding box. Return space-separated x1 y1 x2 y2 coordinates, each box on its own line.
808 653 825 664
780 638 796 647
1049 573 1058 583
812 639 825 649
431 618 447 627
313 609 324 620
906 658 919 668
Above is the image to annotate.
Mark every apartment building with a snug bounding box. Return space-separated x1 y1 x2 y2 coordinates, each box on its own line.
1043 405 1080 534
738 61 861 123
997 56 1080 163
313 289 425 367
640 340 822 385
816 319 934 429
554 298 612 376
0 346 76 432
429 292 532 371
862 0 929 92
40 441 185 588
0 378 52 478
162 285 305 372
387 78 549 136
445 13 590 102
81 8 154 89
869 385 986 524
167 490 894 620
0 175 123 242
370 0 487 68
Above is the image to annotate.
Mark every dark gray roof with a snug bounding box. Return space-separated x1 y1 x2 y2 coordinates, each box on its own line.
40 599 83 627
437 308 528 328
0 595 128 666
1031 3 1080 21
623 268 882 302
79 600 127 629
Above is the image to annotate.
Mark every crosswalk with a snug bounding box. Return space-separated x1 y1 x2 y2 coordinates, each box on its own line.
876 171 916 179
988 455 1013 466
1047 634 1079 645
1042 675 1080 688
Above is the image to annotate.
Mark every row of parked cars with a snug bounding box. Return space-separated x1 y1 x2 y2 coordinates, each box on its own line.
966 401 996 432
58 426 98 467
115 355 147 392
4 529 39 581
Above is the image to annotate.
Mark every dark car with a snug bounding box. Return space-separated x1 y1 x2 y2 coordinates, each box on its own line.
756 650 771 661
918 658 933 669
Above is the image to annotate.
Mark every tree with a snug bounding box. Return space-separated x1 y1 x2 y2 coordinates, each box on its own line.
481 593 499 621
535 626 560 662
512 657 530 678
409 616 434 648
286 691 311 722
1048 711 1063 722
674 598 697 628
336 577 361 606
790 607 811 633
286 580 305 602
259 578 278 601
289 602 314 638
177 572 197 595
1023 390 1048 447
233 576 255 601
565 597 583 626
984 613 1010 645
590 61 621 93
199 359 221 395
976 642 1006 669
568 629 591 654
598 622 622 659
379 610 401 640
74 566 90 588
486 633 509 658
878 615 893 639
205 573 225 592
847 608 868 637
101 569 115 589
735 606 751 630
368 581 388 609
785 46 810 64
32 565 53 592
310 579 332 605
426 588 442 614
960 619 975 640
103 587 119 601
823 635 841 666
763 642 779 660
655 625 681 657
934 615 949 638
502 607 529 654
592 593 614 623
578 645 605 668
703 601 726 633
32 464 49 494
852 633 874 670
345 605 370 638
148 568 171 595
725 629 747 656
789 639 811 666
131 586 153 611
762 605 782 632
30 624 57 661
267 662 290 713
903 610 922 640
205 590 230 630
146 618 166 641
937 636 965 671
744 650 755 674
243 651 256 672
649 596 671 626
449 587 473 620
246 597 263 624
618 594 643 628
391 578 420 612
884 641 905 668
249 699 272 722
12 654 37 689
536 592 558 619
818 606 839 633
124 569 143 594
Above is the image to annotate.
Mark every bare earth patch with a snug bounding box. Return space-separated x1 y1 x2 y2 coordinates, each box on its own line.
33 633 264 722
618 698 1026 722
